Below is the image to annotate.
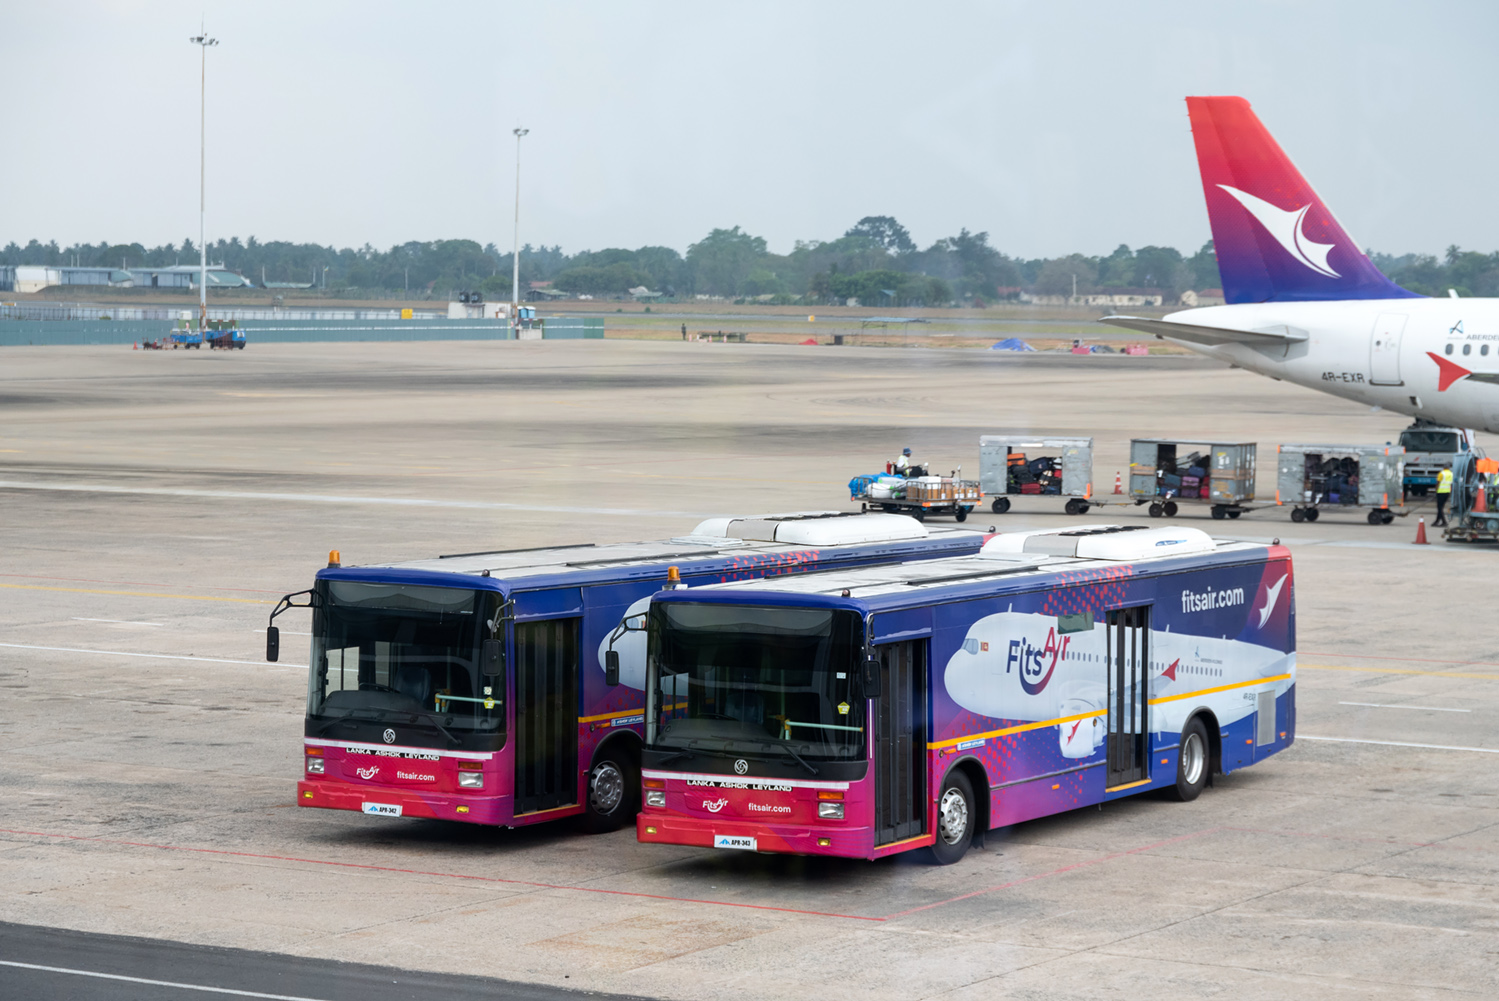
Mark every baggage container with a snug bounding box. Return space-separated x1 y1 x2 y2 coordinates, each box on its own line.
1130 439 1256 520
1275 444 1404 524
980 435 1095 514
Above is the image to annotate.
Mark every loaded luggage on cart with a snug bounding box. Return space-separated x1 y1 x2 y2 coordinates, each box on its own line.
1275 444 1404 524
979 435 1095 515
849 470 981 522
1130 439 1256 520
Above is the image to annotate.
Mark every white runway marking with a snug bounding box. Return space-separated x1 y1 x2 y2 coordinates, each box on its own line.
0 642 290 669
0 479 709 518
72 617 165 626
1338 701 1471 712
1298 735 1498 753
0 959 331 1000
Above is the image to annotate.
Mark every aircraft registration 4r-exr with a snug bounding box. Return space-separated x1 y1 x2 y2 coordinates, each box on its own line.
1103 96 1499 435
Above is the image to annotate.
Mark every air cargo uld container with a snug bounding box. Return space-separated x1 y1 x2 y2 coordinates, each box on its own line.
979 435 1095 515
1275 444 1404 524
1129 439 1256 520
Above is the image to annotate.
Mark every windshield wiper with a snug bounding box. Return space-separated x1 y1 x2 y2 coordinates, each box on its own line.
316 708 389 735
781 744 819 776
652 750 694 766
401 709 461 746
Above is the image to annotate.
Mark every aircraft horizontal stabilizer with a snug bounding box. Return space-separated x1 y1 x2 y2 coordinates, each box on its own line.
1099 315 1308 347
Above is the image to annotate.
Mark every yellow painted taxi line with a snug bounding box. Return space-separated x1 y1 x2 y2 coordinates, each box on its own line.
928 709 1105 751
0 582 269 604
1149 673 1292 706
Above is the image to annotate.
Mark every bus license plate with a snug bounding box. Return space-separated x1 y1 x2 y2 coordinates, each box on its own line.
362 802 402 817
713 834 757 851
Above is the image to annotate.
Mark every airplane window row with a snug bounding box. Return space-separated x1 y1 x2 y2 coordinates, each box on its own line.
1445 342 1491 356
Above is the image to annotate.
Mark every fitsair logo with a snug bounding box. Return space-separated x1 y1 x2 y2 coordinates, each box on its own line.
1218 185 1340 278
1257 575 1289 627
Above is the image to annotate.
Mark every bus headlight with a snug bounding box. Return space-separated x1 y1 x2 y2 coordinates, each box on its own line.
305 757 324 775
458 771 484 789
645 790 666 808
818 801 844 820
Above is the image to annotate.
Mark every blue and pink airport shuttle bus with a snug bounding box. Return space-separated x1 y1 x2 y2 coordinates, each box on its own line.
636 525 1295 863
270 513 984 833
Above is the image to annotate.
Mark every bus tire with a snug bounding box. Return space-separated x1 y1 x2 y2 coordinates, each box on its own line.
928 770 975 865
581 746 637 833
1165 717 1210 802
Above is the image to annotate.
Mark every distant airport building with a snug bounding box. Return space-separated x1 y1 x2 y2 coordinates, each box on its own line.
0 264 251 293
1020 288 1165 307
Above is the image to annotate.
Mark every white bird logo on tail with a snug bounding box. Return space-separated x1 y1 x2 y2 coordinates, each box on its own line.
1218 185 1340 279
1257 574 1288 628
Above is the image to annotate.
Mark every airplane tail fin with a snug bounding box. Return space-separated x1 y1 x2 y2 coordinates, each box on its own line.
1185 96 1418 305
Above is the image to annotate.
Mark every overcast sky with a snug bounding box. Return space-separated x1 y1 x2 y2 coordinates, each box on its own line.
3 1 1495 260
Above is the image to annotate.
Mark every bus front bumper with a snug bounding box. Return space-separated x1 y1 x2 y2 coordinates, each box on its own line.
636 813 873 858
297 780 512 826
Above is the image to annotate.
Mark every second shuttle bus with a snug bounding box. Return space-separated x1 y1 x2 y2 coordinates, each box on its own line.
636 525 1295 863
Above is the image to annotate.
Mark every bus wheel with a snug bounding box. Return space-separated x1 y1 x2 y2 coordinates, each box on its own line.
582 749 636 833
1165 718 1210 802
929 770 975 865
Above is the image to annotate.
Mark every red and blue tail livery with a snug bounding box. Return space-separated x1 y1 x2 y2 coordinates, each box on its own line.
1186 96 1418 305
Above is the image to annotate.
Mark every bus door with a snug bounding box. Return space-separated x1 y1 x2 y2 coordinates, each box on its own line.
1106 607 1150 788
873 639 927 845
513 617 580 815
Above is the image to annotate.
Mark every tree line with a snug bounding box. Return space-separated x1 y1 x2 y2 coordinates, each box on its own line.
4 221 1494 304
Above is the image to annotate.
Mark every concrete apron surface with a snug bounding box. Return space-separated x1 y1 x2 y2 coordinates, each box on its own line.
0 340 1495 1000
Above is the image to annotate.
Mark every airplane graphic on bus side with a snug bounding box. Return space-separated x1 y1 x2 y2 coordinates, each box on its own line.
1102 96 1499 435
945 609 1295 759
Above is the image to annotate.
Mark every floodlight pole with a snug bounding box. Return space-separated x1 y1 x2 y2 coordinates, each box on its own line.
190 25 218 331
511 128 528 333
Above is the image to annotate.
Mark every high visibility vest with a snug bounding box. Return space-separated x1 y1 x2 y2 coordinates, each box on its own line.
1437 468 1454 493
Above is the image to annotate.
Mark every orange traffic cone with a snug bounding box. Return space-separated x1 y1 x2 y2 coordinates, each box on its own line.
132 342 138 350
1475 486 1489 514
1414 517 1429 545
1113 471 1123 495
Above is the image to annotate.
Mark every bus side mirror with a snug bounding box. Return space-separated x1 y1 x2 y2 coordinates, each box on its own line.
604 650 620 687
265 625 280 662
859 656 881 699
481 638 501 677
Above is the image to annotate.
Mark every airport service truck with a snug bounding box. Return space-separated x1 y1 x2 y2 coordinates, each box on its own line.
1400 422 1481 497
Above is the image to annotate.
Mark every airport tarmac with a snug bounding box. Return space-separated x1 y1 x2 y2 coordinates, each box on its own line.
1 339 1496 1000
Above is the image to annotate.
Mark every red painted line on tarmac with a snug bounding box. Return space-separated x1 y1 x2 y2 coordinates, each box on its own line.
879 827 1224 920
0 572 284 595
1300 650 1499 668
0 827 885 923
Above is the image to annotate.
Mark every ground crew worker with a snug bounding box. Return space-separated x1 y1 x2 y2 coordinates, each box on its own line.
895 447 913 474
1435 465 1454 526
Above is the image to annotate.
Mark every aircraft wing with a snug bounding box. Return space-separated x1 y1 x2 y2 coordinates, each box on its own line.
1099 315 1308 347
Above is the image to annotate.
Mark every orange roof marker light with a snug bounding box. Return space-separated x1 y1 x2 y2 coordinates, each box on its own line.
328 550 341 567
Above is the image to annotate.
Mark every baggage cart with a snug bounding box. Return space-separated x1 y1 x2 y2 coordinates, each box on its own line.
1275 444 1404 524
1129 439 1256 520
979 435 1095 514
850 472 981 522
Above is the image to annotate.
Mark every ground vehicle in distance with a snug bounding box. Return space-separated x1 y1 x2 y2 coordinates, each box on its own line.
850 473 981 522
637 525 1295 864
1399 422 1479 497
1276 443 1404 524
272 513 984 834
1443 451 1499 542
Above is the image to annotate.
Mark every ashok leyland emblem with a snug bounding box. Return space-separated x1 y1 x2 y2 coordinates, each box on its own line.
733 759 748 775
382 728 396 744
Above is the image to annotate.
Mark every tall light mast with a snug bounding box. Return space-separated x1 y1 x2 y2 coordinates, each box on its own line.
511 128 528 332
189 25 218 331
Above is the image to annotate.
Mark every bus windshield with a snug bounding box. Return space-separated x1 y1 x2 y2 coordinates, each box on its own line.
308 581 503 743
1399 430 1460 452
646 603 863 763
